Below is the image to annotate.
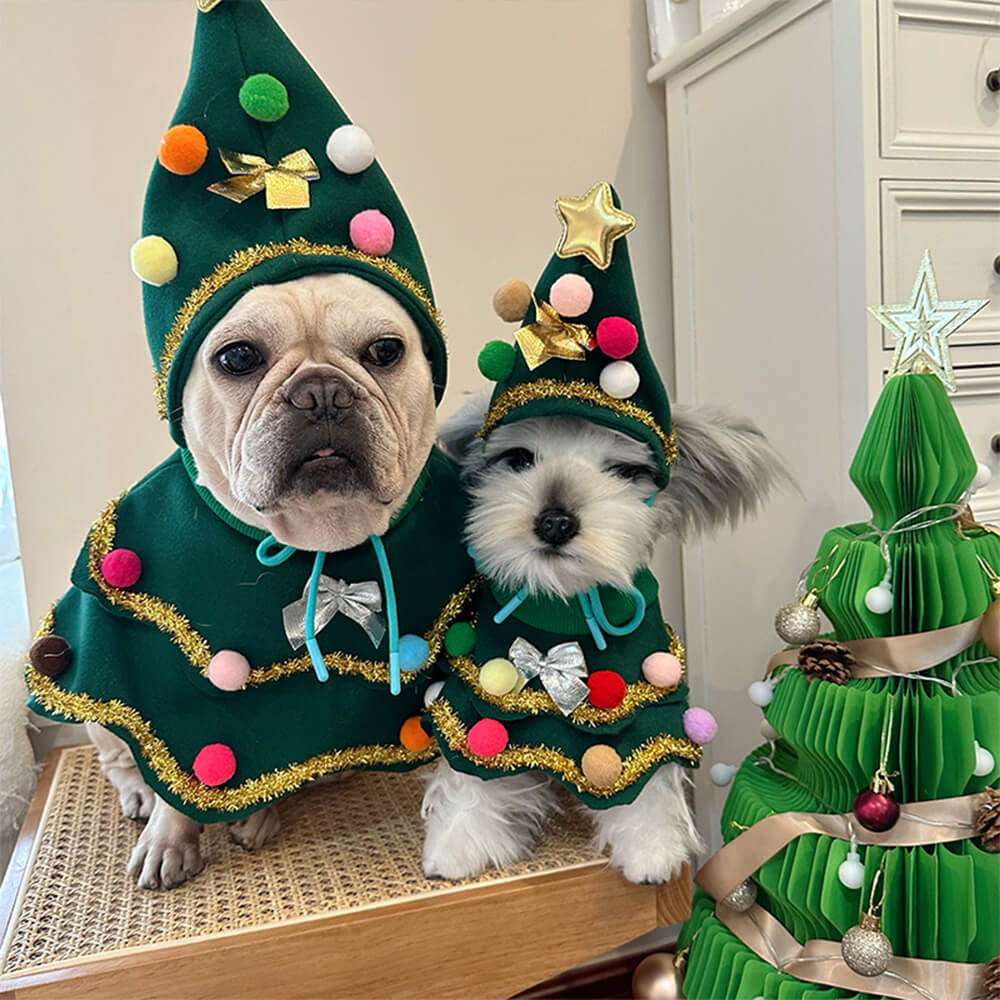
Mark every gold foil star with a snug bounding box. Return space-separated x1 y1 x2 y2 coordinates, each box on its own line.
869 250 989 391
515 298 593 370
554 182 635 271
197 0 224 11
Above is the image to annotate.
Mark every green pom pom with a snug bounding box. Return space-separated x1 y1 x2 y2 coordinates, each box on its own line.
444 622 476 657
478 340 516 381
239 74 290 122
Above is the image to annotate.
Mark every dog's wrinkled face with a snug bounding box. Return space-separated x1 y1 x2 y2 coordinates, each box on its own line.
182 273 436 552
464 417 662 598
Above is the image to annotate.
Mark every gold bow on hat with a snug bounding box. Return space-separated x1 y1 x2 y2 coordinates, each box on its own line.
515 297 593 371
208 148 320 210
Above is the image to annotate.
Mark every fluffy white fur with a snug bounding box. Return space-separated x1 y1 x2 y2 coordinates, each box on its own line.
423 396 786 883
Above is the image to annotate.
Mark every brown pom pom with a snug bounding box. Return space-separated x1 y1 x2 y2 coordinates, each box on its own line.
492 279 533 322
581 744 623 788
797 639 855 684
985 955 1000 1000
975 787 1000 853
29 635 72 678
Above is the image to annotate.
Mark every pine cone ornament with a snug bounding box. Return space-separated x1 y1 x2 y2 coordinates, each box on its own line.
975 787 1000 853
797 639 855 684
985 955 1000 1000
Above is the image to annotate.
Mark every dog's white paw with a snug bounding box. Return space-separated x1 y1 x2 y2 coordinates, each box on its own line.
117 775 155 821
229 805 281 851
127 796 203 890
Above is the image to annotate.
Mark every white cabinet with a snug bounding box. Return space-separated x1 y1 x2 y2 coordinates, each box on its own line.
649 0 1000 849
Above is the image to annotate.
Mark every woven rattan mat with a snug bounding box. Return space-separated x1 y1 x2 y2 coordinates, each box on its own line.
2 745 600 975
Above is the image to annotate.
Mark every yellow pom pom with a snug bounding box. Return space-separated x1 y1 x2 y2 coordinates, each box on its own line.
131 235 178 286
492 279 533 323
478 658 523 697
581 745 623 788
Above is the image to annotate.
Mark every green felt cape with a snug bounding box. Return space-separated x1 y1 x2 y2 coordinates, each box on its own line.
27 448 476 824
428 570 702 809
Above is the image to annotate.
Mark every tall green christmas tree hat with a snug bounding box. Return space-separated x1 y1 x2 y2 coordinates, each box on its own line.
476 182 676 487
131 0 445 445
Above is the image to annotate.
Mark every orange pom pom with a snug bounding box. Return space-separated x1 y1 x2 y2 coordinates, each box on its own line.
400 715 434 752
159 125 209 176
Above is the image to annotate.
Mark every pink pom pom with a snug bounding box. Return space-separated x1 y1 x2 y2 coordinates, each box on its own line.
467 718 509 758
642 651 683 689
349 209 394 256
100 548 143 588
549 273 594 318
683 707 718 744
192 743 237 786
596 316 639 359
207 650 251 692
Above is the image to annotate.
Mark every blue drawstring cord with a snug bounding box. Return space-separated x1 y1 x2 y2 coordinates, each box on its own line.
494 586 529 624
369 534 401 695
303 551 329 683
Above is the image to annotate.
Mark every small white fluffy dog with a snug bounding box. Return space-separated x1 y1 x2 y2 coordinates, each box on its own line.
421 397 788 883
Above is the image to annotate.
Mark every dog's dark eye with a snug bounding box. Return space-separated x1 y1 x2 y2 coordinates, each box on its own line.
608 463 655 482
492 448 535 472
216 342 264 376
364 337 405 368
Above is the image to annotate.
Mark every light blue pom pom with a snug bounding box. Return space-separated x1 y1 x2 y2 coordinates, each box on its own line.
399 633 430 672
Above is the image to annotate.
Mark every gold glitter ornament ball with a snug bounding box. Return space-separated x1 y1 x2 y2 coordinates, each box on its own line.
492 279 533 322
841 915 892 977
581 744 623 787
720 879 757 912
631 952 684 1000
774 599 821 645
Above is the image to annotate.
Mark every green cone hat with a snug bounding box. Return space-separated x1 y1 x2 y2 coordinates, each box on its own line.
134 0 445 444
477 182 675 486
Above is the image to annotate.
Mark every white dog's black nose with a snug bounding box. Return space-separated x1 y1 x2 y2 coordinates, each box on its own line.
534 507 579 546
286 373 356 421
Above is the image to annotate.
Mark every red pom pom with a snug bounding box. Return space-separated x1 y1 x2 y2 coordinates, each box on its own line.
596 316 639 359
587 670 626 709
100 548 142 588
467 718 509 758
192 743 237 786
349 209 395 256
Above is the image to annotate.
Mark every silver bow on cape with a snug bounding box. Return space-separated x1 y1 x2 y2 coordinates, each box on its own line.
509 637 589 715
282 576 386 650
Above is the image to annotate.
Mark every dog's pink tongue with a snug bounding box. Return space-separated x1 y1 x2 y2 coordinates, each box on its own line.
313 447 336 458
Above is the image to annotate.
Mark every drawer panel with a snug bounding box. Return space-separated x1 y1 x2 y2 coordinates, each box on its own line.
879 0 1000 160
952 366 1000 522
880 180 1000 350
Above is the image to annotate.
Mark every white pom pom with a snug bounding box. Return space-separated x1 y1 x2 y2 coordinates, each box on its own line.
838 849 865 890
973 740 995 778
864 583 893 615
599 360 640 399
760 719 779 742
971 462 993 493
747 680 774 707
326 124 375 174
423 679 445 708
710 762 737 786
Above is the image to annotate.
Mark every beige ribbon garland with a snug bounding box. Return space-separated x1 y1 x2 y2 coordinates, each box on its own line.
767 615 986 680
714 903 988 1000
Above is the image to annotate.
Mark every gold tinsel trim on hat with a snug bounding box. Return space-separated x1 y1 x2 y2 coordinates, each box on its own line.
478 379 677 461
428 698 701 798
153 238 444 418
450 628 686 725
86 493 480 685
26 611 436 813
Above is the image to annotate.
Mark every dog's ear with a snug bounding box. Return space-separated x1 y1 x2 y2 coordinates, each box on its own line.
437 389 492 477
654 403 793 540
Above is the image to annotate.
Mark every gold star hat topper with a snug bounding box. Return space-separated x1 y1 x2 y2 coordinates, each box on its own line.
869 250 989 391
554 181 635 271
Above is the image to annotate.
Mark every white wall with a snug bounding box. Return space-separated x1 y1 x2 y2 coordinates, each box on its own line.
0 0 682 632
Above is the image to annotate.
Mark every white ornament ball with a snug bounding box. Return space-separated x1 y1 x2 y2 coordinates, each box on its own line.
599 360 640 399
838 850 865 890
710 762 737 786
971 462 993 493
423 679 445 708
760 719 779 742
748 680 774 707
973 740 995 778
326 124 375 174
864 583 893 615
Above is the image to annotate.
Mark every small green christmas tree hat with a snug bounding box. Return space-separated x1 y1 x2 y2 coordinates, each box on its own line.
477 182 676 486
131 0 445 444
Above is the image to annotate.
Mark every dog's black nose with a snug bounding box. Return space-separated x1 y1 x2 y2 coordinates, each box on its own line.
286 374 356 421
534 507 579 546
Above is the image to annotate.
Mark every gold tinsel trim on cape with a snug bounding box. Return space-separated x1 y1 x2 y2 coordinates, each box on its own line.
479 379 677 461
449 628 686 725
428 698 701 798
153 238 443 418
86 493 481 685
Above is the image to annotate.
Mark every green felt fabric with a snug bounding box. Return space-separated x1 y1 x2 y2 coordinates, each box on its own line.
142 0 445 443
26 448 474 824
428 573 699 809
482 187 674 485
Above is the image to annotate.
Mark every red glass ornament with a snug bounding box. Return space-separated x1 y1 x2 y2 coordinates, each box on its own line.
853 784 900 832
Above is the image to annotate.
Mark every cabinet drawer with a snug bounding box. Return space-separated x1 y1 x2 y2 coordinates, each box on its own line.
952 366 1000 522
879 0 1000 160
880 180 1000 350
